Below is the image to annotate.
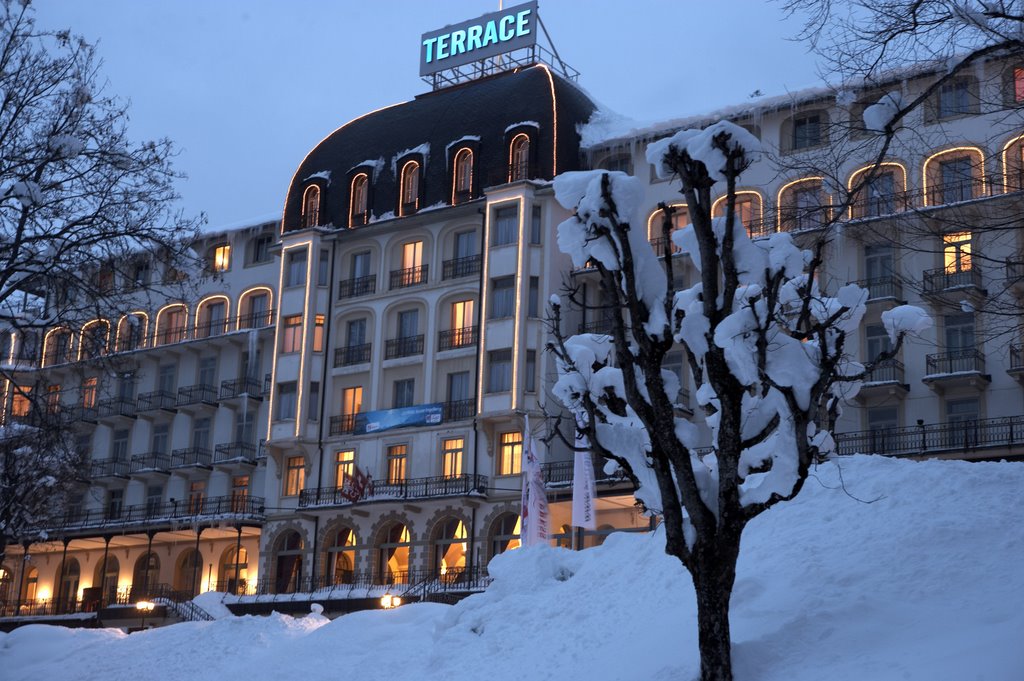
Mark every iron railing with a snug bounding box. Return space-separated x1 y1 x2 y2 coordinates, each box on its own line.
835 415 1024 457
384 335 424 359
389 265 428 289
170 447 212 468
864 358 905 384
298 473 487 507
577 319 614 335
137 390 177 412
329 413 359 436
338 275 376 299
1010 344 1024 371
442 399 475 421
438 326 478 350
334 343 372 367
41 494 265 533
97 397 136 419
442 255 482 280
129 452 171 473
220 377 262 400
214 441 258 463
925 349 986 375
856 276 902 301
90 458 128 478
177 384 218 406
922 266 983 293
540 456 626 486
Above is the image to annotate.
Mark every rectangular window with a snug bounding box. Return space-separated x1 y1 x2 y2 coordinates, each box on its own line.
944 313 975 351
146 484 164 515
387 444 407 483
864 244 894 281
525 350 537 393
492 205 518 246
865 324 891 359
231 476 249 511
284 456 305 496
313 314 325 352
498 431 522 476
455 231 477 259
193 417 211 450
286 249 308 287
251 234 272 265
352 251 371 279
282 315 302 353
112 429 129 461
244 293 269 326
490 276 515 319
792 113 821 149
402 241 423 270
107 489 124 520
46 384 61 414
867 406 899 431
448 371 470 402
318 249 330 286
1015 67 1024 103
308 381 320 422
442 438 464 478
488 349 513 392
398 309 419 338
527 277 539 318
942 231 972 273
188 481 206 513
236 411 256 443
152 424 170 454
864 171 896 216
393 378 415 409
198 356 217 387
212 244 231 272
277 381 297 420
938 79 971 118
10 385 30 417
530 205 542 244
342 386 363 415
335 450 354 487
346 318 367 347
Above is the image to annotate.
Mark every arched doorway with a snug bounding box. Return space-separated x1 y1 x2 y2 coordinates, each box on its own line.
274 531 303 594
491 513 521 560
378 523 411 585
23 567 38 605
325 528 356 586
433 518 467 582
92 555 119 606
220 545 249 595
132 552 160 600
57 558 80 612
0 564 13 606
174 549 203 597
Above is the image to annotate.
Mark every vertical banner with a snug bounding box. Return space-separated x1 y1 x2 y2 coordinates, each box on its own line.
520 415 549 546
572 416 597 530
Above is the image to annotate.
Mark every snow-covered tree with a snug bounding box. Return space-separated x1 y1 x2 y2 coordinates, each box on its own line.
547 123 931 681
0 0 200 562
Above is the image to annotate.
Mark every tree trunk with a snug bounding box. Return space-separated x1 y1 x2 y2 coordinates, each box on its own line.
692 537 741 681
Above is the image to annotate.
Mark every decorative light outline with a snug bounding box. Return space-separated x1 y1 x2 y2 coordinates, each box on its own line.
301 185 321 228
114 311 150 352
451 148 474 205
41 327 72 368
399 160 421 216
349 173 369 227
776 176 829 231
846 161 908 218
194 295 231 336
538 64 559 174
1000 133 1024 190
921 146 986 206
236 286 275 327
154 303 189 346
646 201 688 241
511 196 526 410
77 319 111 361
710 190 764 221
295 241 315 437
6 330 16 365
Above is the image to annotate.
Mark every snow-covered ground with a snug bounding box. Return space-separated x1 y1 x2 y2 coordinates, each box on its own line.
2 455 1022 681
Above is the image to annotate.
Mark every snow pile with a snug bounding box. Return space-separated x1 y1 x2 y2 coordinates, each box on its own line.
3 456 1023 681
862 91 905 133
190 592 234 619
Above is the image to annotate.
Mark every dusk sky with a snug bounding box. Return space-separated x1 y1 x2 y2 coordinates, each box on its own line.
32 1 821 229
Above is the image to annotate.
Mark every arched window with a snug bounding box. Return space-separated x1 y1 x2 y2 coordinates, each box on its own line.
238 287 273 329
326 528 357 585
647 203 689 255
350 173 369 226
57 558 80 612
433 518 467 581
509 134 531 181
220 545 249 595
378 523 411 585
42 328 73 366
78 320 110 361
93 555 120 606
1002 133 1024 192
274 531 303 594
923 147 985 206
173 549 202 597
116 313 148 352
156 304 188 345
847 163 908 219
195 296 230 338
400 161 420 215
711 191 765 238
301 185 321 228
491 513 521 558
777 178 830 232
452 148 473 203
132 552 160 599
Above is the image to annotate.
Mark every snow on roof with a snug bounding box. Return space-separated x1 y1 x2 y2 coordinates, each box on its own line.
202 212 280 236
505 120 539 133
390 143 431 176
303 170 331 184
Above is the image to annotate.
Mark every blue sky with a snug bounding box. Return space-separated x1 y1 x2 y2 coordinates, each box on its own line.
32 1 820 228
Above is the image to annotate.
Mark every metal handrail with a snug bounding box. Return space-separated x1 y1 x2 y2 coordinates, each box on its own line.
298 473 488 507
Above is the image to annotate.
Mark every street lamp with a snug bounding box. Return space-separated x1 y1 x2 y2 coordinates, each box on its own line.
380 593 401 609
136 600 155 631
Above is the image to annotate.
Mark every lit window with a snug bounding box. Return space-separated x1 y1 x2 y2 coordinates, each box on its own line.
350 173 369 226
81 377 97 409
498 431 522 476
312 314 324 352
488 349 512 392
442 438 463 478
282 315 302 353
342 386 363 421
492 513 521 555
211 244 231 272
447 300 475 348
1015 67 1024 103
509 134 530 181
492 205 518 246
387 444 407 483
302 185 320 228
943 232 972 273
453 148 473 200
490 277 515 319
400 161 420 215
277 382 297 420
335 450 354 487
284 456 305 496
46 385 61 414
286 249 308 287
10 386 31 417
158 308 186 345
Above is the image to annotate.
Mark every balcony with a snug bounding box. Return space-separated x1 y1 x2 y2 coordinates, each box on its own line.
540 455 627 487
855 276 903 303
577 319 614 335
213 442 259 464
836 415 1024 458
329 413 359 436
177 384 218 408
90 459 128 478
438 326 478 351
170 447 212 468
778 207 829 233
442 255 481 280
1005 259 1024 297
858 359 908 402
298 473 488 508
334 343 372 367
385 334 424 359
923 349 989 391
389 265 428 290
129 452 171 473
442 398 475 421
849 191 910 220
926 179 986 207
44 494 265 536
237 308 276 330
922 266 984 295
97 397 136 421
219 377 263 402
338 275 376 299
136 390 177 413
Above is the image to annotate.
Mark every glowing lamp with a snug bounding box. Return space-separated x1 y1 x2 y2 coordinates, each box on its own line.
380 593 402 609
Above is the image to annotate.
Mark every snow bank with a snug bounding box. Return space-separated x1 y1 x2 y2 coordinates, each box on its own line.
3 456 1022 681
191 592 234 619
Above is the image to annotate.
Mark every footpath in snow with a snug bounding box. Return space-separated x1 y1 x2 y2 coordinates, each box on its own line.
2 455 1022 681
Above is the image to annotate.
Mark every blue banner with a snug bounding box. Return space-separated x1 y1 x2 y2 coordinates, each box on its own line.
357 403 444 434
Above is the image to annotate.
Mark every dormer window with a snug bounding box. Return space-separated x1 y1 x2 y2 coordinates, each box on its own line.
453 148 473 203
509 134 530 181
301 185 321 228
350 173 369 226
400 160 420 216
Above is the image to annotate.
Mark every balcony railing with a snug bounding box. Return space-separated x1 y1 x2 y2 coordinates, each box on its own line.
170 447 212 468
926 178 986 206
220 377 262 400
44 494 265 533
177 384 218 406
577 319 614 335
836 415 1024 457
849 191 911 220
334 343 372 367
329 413 359 436
237 308 276 329
922 266 983 294
129 452 171 473
442 255 481 280
338 275 376 299
856 276 902 301
298 473 488 507
389 265 429 289
97 397 136 419
438 326 478 351
222 565 492 598
541 456 626 486
385 335 424 359
442 399 475 421
90 458 128 478
137 390 177 412
925 349 986 375
864 358 905 384
213 441 258 463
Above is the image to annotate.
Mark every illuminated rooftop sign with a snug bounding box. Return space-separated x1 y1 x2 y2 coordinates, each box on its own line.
419 1 538 77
